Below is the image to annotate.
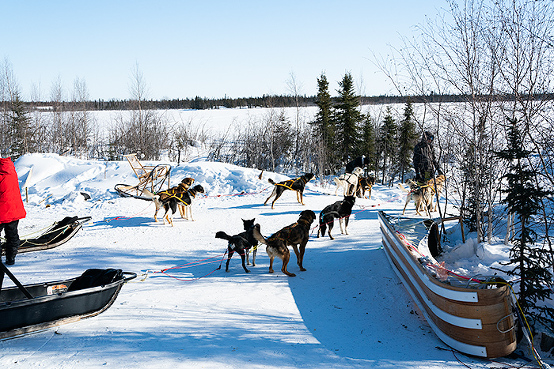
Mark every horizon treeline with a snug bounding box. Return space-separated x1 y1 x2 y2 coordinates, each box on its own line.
6 92 496 111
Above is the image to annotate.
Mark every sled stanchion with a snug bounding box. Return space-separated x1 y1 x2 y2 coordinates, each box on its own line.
0 262 33 299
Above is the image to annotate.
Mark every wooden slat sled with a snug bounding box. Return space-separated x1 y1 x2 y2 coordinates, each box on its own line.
378 211 517 358
114 153 171 200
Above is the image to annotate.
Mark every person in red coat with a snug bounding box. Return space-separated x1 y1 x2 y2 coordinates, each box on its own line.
0 157 26 265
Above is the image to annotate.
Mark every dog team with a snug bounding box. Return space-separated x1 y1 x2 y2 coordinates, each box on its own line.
153 146 444 278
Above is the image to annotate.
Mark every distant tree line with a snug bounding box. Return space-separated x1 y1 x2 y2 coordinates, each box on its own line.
9 91 548 112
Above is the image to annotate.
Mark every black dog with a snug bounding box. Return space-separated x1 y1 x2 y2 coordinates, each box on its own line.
263 173 314 209
317 196 356 240
215 218 261 273
162 184 205 225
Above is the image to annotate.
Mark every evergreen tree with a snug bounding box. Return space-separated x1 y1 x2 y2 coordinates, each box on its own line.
360 113 376 173
496 117 554 330
334 73 363 165
397 100 418 182
7 92 33 158
379 107 397 184
311 73 335 173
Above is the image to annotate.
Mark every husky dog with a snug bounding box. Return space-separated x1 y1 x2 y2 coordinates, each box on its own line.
317 196 356 240
215 218 260 273
254 210 317 277
264 173 314 209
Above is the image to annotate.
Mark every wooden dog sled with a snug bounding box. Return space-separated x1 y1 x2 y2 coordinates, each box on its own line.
1 216 91 255
114 153 171 201
378 211 517 358
0 263 136 340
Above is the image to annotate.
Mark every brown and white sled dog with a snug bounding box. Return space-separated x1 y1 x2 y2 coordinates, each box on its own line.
428 174 446 212
399 175 446 216
153 177 195 221
160 184 205 225
399 181 432 216
254 210 317 277
264 173 314 209
333 167 364 197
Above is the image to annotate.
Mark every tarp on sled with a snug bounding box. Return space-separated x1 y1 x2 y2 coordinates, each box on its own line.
1 216 91 255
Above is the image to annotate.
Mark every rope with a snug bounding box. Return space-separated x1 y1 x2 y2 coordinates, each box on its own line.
138 252 227 282
311 203 381 234
201 186 271 199
8 223 73 245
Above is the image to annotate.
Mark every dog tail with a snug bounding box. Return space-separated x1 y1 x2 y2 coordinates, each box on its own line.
252 224 267 245
215 231 233 241
268 178 276 185
398 183 410 193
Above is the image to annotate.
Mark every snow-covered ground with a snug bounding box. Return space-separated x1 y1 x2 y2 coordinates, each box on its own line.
0 153 547 368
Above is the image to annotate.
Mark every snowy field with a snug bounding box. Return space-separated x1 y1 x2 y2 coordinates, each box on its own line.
0 152 549 368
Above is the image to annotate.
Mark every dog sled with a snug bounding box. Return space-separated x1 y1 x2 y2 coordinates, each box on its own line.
1 216 91 255
0 262 136 340
114 153 171 201
378 211 517 358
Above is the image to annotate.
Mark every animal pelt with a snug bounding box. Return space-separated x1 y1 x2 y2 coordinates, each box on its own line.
317 196 356 240
254 210 316 277
153 177 195 222
429 175 446 212
333 167 364 197
263 173 314 209
161 184 205 225
215 218 261 273
399 181 432 216
400 175 447 216
356 176 375 199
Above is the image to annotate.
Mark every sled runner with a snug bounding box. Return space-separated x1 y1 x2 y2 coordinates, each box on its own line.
378 211 517 358
0 262 136 339
1 216 92 255
114 153 172 201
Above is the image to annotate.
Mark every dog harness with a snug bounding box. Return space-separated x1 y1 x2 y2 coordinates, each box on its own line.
159 189 199 206
275 176 308 191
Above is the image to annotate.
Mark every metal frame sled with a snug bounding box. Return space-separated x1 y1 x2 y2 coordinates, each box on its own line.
114 153 171 201
0 262 136 339
2 216 92 255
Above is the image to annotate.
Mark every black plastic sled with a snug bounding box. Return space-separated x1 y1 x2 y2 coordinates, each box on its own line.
0 262 136 339
1 216 92 255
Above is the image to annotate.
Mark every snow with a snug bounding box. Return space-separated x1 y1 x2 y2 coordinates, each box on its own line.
0 152 547 368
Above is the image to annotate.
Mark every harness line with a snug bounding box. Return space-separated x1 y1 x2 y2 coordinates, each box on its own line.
139 252 228 282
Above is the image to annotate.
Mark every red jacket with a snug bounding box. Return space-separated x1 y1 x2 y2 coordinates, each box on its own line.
0 158 26 224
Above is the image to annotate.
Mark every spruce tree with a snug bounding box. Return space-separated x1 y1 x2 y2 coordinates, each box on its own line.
379 107 397 184
334 73 363 165
397 100 418 182
312 73 336 172
496 117 554 330
360 113 377 173
7 92 32 159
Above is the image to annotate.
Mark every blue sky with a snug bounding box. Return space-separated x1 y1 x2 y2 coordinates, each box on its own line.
2 1 445 101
